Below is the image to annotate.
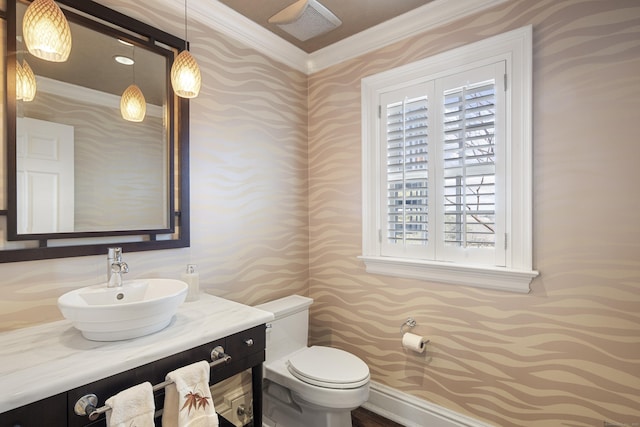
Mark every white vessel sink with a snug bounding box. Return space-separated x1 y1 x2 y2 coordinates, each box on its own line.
58 279 188 341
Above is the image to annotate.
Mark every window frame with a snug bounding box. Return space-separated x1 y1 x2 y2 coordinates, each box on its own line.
360 25 538 293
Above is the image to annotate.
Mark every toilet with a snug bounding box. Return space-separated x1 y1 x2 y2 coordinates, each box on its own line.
255 295 370 427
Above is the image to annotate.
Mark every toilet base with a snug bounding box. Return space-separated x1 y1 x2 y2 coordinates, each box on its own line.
263 380 354 427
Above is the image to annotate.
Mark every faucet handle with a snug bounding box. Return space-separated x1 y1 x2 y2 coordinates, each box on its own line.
108 247 122 261
111 262 128 274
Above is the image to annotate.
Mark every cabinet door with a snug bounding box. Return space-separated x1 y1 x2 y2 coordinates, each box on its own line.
0 393 66 427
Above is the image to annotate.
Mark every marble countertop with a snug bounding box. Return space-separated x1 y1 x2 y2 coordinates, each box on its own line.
0 293 274 414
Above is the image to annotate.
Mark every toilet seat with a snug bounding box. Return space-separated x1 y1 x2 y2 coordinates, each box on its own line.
286 346 370 389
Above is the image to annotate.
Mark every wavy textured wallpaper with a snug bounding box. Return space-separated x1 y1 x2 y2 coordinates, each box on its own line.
307 0 640 426
1 0 639 426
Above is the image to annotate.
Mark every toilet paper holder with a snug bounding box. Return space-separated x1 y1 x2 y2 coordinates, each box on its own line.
400 317 417 334
400 318 430 353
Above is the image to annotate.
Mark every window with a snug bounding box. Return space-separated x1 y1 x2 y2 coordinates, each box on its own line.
360 26 538 293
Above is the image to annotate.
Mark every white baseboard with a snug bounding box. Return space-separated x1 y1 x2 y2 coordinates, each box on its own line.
362 381 494 427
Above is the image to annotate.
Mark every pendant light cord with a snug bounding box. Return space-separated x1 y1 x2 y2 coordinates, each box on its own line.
132 45 136 85
184 0 189 51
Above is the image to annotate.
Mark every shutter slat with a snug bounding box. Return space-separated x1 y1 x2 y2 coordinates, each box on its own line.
444 103 495 119
444 121 495 135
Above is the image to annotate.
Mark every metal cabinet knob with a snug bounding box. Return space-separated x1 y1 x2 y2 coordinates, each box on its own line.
244 338 254 347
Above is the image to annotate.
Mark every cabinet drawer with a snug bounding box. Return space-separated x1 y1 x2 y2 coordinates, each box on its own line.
0 393 66 427
225 325 265 360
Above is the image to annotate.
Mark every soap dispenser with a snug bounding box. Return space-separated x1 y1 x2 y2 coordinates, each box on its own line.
182 264 199 302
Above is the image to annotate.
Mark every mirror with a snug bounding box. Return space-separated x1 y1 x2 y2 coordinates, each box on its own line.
2 0 191 262
15 1 169 235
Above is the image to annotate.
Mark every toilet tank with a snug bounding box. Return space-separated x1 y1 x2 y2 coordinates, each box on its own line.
255 295 313 364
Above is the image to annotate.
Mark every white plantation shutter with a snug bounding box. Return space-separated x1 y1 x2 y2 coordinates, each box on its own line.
381 83 434 259
379 62 506 265
437 62 506 265
443 82 496 247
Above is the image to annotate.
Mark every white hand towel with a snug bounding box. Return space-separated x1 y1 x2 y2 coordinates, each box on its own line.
105 381 155 427
162 360 219 427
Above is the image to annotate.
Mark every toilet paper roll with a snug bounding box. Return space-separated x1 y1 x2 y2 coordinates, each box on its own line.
402 332 427 354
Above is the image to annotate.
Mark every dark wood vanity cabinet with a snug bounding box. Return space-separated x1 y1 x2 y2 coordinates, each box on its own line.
0 325 265 427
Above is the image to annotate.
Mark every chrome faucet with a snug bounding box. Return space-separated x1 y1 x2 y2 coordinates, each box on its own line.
107 247 129 288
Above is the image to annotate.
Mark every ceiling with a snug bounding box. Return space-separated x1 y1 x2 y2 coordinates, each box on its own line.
216 0 434 53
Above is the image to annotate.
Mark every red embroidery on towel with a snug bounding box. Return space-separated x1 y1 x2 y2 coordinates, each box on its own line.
181 390 211 415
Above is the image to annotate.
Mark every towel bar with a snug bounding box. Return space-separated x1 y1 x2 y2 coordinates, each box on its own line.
74 345 231 421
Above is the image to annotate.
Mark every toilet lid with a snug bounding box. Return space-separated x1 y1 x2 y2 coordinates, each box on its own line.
286 346 370 389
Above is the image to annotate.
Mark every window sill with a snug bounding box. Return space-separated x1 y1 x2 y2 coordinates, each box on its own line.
358 256 538 293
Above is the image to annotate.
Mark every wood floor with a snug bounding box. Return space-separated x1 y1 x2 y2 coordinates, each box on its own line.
241 406 402 427
352 407 404 427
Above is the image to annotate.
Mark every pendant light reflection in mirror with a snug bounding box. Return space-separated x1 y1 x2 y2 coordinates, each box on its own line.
171 0 201 98
19 60 37 101
15 61 25 100
120 43 147 122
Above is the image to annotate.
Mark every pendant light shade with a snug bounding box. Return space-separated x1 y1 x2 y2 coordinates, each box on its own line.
120 84 146 122
21 60 37 102
23 0 72 62
171 50 201 98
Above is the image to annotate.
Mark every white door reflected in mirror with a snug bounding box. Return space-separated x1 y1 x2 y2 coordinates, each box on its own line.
16 117 74 234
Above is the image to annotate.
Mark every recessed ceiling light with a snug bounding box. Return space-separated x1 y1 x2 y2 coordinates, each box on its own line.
114 55 134 65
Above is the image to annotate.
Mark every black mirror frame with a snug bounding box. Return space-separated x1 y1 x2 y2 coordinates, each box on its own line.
2 0 190 263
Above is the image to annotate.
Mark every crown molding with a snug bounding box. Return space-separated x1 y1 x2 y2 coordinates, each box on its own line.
161 0 309 73
160 0 509 75
306 0 509 73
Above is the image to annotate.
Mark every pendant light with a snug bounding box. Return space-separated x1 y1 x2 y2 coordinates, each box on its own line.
21 60 37 102
171 0 201 98
22 0 72 62
120 46 146 122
